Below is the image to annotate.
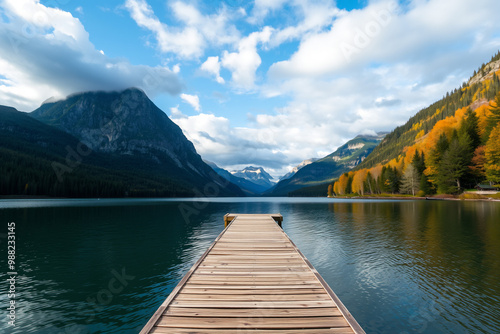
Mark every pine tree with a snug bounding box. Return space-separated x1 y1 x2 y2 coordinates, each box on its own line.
419 173 433 195
346 175 353 194
459 108 481 150
485 124 500 184
412 150 426 175
438 134 473 194
427 133 449 186
483 91 500 143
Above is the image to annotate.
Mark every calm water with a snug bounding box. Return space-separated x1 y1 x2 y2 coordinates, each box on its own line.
0 197 499 333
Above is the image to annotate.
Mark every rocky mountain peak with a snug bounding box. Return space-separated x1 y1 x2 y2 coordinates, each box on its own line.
31 88 199 169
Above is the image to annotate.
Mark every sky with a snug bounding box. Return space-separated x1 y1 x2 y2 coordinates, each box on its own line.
1 0 500 178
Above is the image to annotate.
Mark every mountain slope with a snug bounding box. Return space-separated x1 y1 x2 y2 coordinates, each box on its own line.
355 52 500 172
279 158 318 181
0 105 195 197
266 133 385 196
1 88 244 197
335 51 500 195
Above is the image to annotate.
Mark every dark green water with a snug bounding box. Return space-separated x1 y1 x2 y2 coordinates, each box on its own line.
0 198 499 333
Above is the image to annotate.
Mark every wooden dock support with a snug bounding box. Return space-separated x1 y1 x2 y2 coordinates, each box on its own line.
140 213 364 334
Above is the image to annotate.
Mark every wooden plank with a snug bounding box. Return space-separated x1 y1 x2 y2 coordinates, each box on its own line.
151 328 354 334
156 316 349 329
164 306 342 317
179 287 327 295
170 300 336 308
183 284 325 289
174 293 332 301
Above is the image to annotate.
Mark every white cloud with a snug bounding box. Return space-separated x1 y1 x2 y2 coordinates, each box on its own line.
171 110 290 176
249 0 287 23
200 56 224 84
0 0 182 111
180 93 201 111
221 27 273 90
125 0 239 59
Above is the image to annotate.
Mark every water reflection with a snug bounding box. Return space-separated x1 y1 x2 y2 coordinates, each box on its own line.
0 198 498 333
318 200 500 333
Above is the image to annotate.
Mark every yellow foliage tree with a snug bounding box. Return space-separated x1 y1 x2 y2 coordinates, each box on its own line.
336 173 349 195
352 169 368 195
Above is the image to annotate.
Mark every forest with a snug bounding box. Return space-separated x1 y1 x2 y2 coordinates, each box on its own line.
332 52 500 197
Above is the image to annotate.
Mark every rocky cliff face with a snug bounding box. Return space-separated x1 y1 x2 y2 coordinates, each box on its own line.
469 59 500 86
31 88 206 175
29 88 244 196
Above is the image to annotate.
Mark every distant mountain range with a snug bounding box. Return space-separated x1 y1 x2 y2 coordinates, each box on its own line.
265 133 386 196
0 88 243 197
230 166 275 190
204 161 268 195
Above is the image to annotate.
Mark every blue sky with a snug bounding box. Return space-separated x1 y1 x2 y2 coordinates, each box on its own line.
1 0 500 178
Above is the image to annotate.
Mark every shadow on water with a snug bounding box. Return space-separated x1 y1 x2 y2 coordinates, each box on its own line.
0 198 499 333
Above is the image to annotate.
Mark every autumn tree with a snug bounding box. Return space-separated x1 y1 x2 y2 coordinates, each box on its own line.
336 173 349 195
327 184 333 197
485 124 500 184
469 146 487 182
352 169 368 195
400 165 419 196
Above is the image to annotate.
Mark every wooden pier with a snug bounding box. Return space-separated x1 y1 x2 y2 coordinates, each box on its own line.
140 213 364 334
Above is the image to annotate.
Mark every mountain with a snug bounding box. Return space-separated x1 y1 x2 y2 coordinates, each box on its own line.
205 161 264 195
354 52 500 173
336 51 500 196
230 166 275 192
266 133 386 196
279 158 318 181
1 88 244 197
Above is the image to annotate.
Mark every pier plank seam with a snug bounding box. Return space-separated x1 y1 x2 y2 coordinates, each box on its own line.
140 214 365 334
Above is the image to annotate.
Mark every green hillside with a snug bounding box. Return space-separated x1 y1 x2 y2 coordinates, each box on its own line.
356 51 500 171
266 133 385 196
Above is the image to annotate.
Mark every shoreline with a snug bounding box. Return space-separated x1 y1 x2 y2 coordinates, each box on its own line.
329 195 500 202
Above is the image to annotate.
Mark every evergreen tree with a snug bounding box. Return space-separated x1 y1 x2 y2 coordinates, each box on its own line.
365 172 376 194
427 133 449 186
438 134 473 194
412 150 426 175
483 91 500 143
459 108 481 149
346 175 353 194
485 124 500 184
419 174 433 195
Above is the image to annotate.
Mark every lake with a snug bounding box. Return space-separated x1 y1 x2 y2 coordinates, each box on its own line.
0 197 499 333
